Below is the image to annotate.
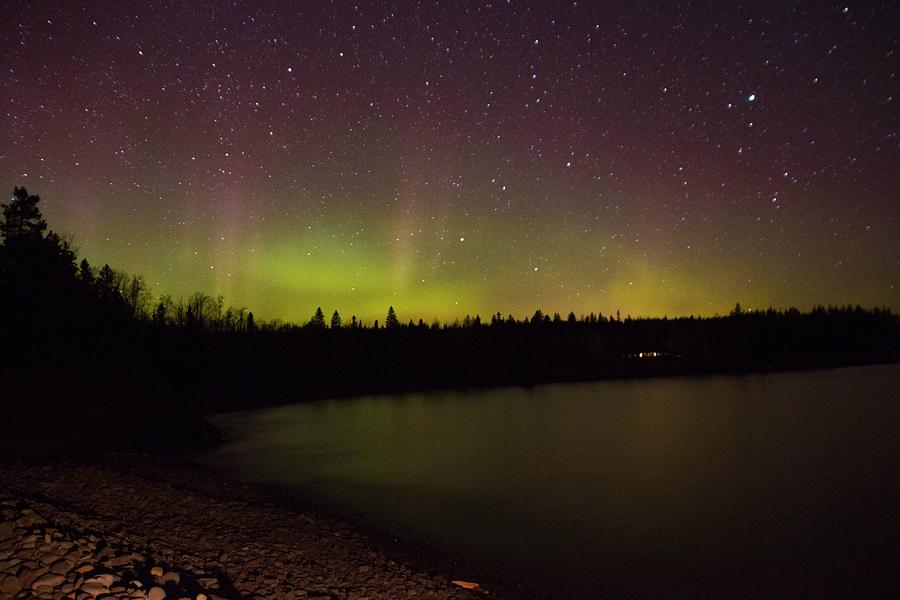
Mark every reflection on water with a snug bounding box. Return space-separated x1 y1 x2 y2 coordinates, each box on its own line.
199 365 900 598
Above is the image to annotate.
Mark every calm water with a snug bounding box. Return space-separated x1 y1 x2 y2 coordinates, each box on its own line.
199 365 900 598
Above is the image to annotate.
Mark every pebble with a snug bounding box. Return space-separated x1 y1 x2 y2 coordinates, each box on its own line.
80 580 109 596
49 558 72 574
147 585 166 600
31 572 65 588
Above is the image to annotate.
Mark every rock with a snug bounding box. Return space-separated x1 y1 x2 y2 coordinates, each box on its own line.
150 566 164 577
16 514 40 528
50 558 74 574
450 580 480 590
81 580 110 596
89 573 117 587
161 570 181 585
64 549 83 562
147 585 167 600
0 573 22 595
106 553 141 568
32 572 65 589
17 565 47 588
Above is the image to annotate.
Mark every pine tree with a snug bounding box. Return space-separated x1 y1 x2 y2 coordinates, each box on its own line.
385 306 399 328
331 310 342 328
97 264 117 301
0 187 77 319
152 299 169 325
78 258 95 289
310 306 326 328
0 187 47 245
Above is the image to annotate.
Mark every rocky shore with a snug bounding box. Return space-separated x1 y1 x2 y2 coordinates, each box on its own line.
0 457 486 600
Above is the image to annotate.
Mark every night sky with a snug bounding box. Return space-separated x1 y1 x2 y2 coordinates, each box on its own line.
2 1 897 323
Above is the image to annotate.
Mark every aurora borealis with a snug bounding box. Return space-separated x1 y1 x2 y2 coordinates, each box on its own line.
1 2 897 323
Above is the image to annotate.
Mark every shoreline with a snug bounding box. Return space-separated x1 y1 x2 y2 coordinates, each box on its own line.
196 356 900 416
0 453 548 600
201 471 557 600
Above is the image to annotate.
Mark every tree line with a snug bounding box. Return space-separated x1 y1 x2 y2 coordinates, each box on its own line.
2 186 899 450
3 185 890 337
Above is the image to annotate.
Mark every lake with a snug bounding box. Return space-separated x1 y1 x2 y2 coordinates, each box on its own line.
198 365 900 598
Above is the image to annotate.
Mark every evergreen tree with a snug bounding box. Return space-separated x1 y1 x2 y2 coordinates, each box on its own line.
385 306 399 328
152 296 171 325
0 187 77 323
0 187 47 244
331 310 342 328
78 258 95 289
0 187 75 279
97 264 117 300
310 306 326 328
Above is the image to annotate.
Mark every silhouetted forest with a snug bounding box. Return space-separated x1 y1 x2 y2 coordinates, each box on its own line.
2 187 898 453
